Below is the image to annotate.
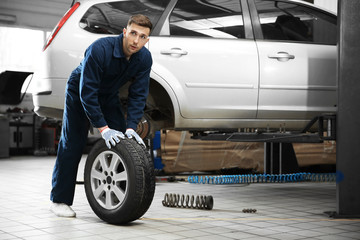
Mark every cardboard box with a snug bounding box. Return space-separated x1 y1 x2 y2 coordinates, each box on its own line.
160 131 336 173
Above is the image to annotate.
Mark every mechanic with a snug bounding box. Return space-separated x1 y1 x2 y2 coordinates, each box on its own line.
50 14 153 217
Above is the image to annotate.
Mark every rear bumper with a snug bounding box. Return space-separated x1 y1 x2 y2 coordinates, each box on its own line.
34 106 63 120
32 91 64 119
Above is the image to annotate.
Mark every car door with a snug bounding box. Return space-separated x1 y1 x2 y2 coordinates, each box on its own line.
251 0 337 120
149 0 259 119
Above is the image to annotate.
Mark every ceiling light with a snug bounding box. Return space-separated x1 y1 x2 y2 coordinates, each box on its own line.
0 14 16 23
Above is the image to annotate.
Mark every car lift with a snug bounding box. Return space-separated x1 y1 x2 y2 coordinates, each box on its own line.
191 114 336 174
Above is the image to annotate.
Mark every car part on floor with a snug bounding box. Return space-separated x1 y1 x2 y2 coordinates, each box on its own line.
188 172 336 185
242 208 257 213
84 138 155 224
162 193 213 210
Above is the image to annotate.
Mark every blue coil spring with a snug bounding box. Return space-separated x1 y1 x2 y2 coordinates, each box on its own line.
188 172 336 184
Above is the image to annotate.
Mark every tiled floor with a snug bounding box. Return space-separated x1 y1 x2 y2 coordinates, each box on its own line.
0 155 359 240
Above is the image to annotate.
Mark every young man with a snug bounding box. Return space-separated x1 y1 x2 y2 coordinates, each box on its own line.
50 14 153 217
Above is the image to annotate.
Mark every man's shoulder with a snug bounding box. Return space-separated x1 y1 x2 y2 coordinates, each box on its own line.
93 36 117 47
86 36 118 57
138 47 152 61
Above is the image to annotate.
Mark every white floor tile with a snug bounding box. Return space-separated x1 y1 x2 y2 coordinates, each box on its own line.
0 156 358 240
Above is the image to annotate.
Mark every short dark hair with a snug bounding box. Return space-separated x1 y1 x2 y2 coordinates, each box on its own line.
127 14 153 32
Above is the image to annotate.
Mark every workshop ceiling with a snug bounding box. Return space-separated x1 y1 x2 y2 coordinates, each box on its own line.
0 0 73 31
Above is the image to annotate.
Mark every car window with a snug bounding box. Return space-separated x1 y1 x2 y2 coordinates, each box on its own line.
79 0 170 34
169 0 245 39
255 0 337 44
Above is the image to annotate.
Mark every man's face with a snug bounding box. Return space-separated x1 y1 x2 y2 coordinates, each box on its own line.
123 23 150 59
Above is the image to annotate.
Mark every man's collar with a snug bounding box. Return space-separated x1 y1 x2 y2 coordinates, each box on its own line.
113 33 140 61
113 33 125 58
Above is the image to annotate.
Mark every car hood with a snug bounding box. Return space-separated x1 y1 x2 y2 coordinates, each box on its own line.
0 71 33 105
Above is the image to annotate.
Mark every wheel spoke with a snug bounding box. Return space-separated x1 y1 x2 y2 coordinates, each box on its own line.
98 153 108 171
108 155 120 172
94 184 105 198
91 169 104 181
112 186 125 203
113 171 127 182
105 190 113 208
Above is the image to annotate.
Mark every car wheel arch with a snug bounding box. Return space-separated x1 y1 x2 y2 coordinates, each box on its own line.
146 76 177 132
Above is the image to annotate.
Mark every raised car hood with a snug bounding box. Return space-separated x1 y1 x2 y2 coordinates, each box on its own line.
0 71 33 105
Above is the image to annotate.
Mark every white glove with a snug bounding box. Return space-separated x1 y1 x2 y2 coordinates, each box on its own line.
125 128 145 147
101 128 125 149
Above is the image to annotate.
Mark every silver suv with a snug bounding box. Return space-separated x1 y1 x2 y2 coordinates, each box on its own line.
31 0 337 137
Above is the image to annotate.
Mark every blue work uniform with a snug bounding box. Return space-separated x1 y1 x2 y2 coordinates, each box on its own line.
51 33 152 205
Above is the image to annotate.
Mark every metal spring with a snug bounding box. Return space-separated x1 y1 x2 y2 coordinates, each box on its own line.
162 193 214 210
188 172 337 185
242 208 257 213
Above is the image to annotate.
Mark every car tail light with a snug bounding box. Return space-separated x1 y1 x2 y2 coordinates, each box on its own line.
43 2 80 51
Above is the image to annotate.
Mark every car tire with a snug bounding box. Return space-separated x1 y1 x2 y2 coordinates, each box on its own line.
84 138 155 224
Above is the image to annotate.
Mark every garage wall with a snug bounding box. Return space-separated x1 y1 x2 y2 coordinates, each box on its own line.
0 0 72 73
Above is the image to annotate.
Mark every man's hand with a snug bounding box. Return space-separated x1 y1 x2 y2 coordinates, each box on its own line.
100 127 125 149
125 128 146 147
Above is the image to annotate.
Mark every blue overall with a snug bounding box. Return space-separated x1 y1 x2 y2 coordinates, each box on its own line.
51 34 152 205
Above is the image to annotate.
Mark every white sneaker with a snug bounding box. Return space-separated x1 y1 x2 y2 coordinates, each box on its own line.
50 202 76 218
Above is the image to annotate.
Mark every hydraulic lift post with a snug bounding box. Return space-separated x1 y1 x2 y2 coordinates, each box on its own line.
336 0 360 218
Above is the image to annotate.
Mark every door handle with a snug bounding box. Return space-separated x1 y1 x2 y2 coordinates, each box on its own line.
160 48 188 57
268 52 295 62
